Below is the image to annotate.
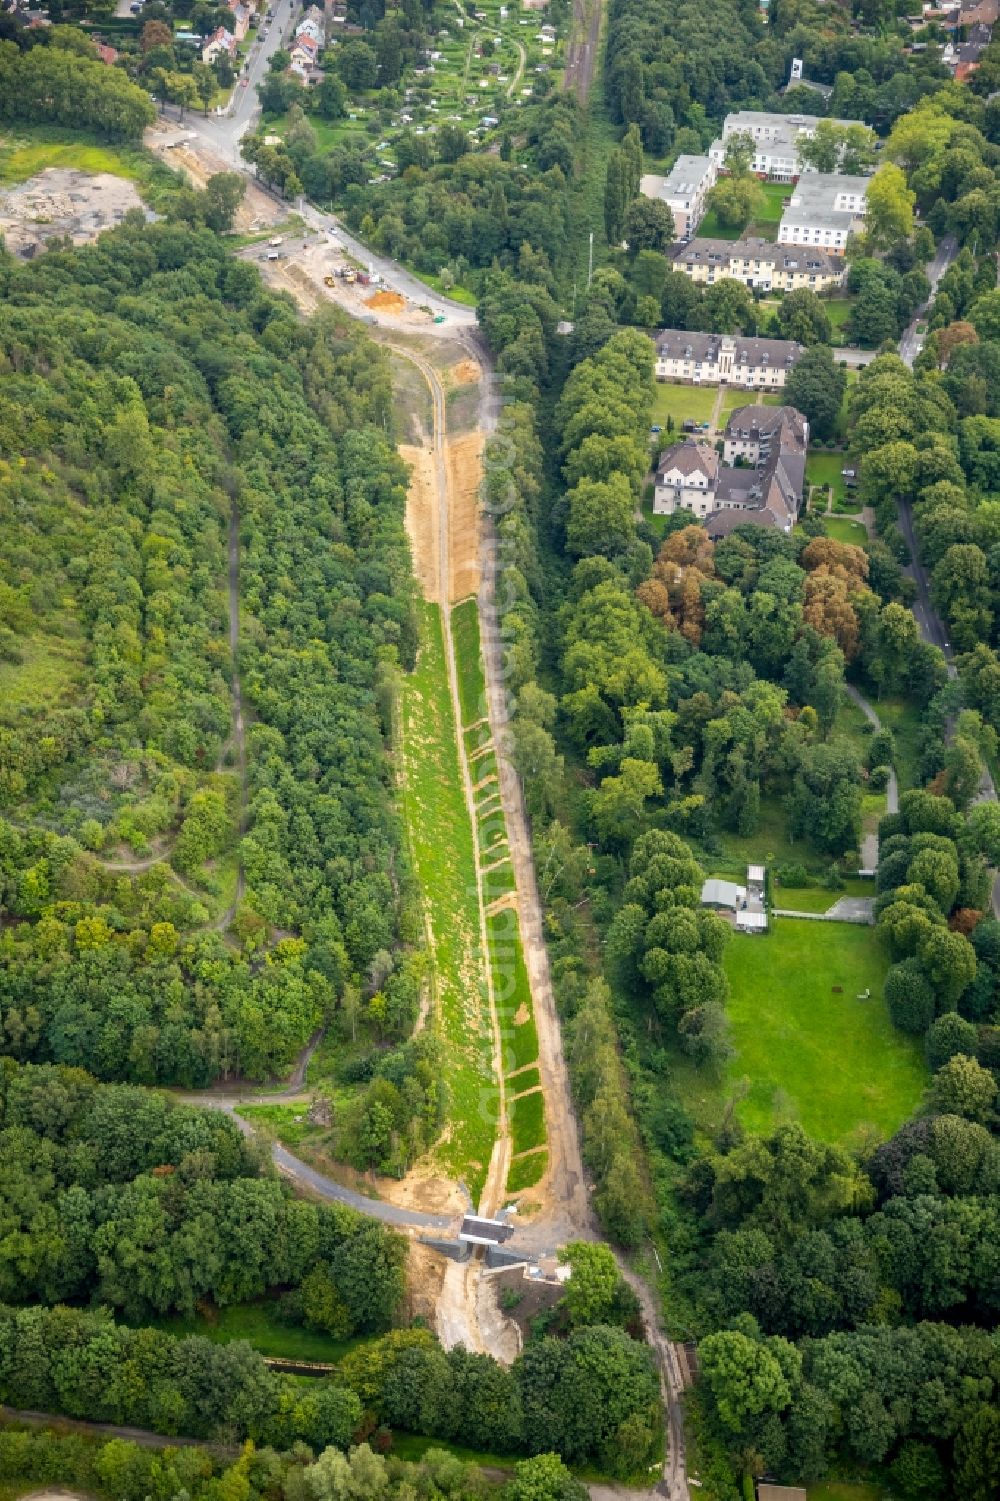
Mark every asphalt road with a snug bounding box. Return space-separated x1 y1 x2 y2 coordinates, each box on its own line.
838 234 959 372
898 233 958 368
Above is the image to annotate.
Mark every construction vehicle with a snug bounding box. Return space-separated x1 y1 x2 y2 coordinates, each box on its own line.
324 275 336 287
343 268 357 284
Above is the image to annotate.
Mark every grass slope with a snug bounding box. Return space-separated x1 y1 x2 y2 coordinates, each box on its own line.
400 601 497 1199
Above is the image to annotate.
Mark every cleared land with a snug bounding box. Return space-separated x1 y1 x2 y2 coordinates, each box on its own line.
686 921 927 1144
399 600 497 1199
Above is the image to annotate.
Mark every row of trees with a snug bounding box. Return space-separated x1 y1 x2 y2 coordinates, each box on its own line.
0 1426 589 1501
0 1303 660 1473
0 32 155 137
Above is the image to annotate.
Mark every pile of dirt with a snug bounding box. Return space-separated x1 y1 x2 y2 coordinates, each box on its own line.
366 289 407 312
446 432 484 603
452 357 480 385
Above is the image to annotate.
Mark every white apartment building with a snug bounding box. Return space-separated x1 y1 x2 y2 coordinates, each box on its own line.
777 173 869 252
670 236 846 292
653 330 804 391
640 154 718 239
708 111 858 181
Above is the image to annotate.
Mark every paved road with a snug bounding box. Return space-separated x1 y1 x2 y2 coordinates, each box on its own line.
182 1069 456 1231
899 233 958 368
834 234 958 373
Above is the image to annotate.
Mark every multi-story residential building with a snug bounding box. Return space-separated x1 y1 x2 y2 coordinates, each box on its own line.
653 330 804 391
670 236 846 292
776 173 869 252
653 405 808 536
640 155 718 239
708 110 857 181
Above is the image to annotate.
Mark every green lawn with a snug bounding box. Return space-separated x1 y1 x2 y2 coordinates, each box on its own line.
400 601 497 1199
808 1485 886 1501
705 921 926 1143
823 296 854 346
824 515 868 546
129 1297 363 1364
507 1147 547 1192
487 908 539 1077
652 381 717 430
694 209 743 241
511 1087 545 1154
720 386 783 420
771 878 873 913
806 450 858 506
699 180 790 242
716 796 826 874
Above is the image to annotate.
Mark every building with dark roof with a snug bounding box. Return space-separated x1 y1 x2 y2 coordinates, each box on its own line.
670 236 846 293
653 330 804 392
654 405 808 536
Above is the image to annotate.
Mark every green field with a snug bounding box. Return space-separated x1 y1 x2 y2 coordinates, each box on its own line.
511 1088 546 1154
510 1065 541 1092
652 381 717 430
698 180 790 242
694 921 926 1143
771 878 873 913
400 601 497 1198
487 908 539 1077
808 1485 885 1501
720 386 783 420
716 796 827 873
823 297 854 345
824 515 868 545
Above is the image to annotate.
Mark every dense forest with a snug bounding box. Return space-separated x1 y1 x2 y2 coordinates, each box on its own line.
0 211 420 1091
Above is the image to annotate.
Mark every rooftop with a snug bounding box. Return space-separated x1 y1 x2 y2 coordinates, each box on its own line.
654 329 804 368
661 154 716 196
671 236 840 275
